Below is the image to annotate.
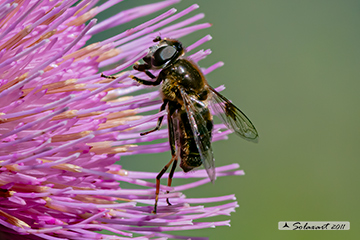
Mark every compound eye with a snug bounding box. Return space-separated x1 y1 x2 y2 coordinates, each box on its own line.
152 46 177 67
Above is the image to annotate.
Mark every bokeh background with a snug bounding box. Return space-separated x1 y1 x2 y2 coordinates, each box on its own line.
90 1 360 239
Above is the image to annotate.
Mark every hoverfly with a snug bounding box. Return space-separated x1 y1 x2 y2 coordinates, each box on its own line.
102 37 258 213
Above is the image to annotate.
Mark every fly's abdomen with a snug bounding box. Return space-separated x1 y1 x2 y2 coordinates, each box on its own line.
179 137 203 172
178 107 213 172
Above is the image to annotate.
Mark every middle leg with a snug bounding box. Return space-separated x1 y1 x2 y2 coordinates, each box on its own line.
140 99 168 136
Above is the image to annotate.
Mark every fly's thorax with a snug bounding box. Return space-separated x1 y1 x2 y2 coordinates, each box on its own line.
160 76 180 102
166 58 206 87
158 58 210 103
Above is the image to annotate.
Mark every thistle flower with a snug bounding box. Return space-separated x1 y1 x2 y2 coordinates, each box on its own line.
0 1 244 239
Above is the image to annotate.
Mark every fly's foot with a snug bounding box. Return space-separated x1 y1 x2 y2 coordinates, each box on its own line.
100 73 116 79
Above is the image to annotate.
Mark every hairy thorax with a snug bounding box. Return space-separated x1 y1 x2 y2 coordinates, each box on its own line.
159 59 209 103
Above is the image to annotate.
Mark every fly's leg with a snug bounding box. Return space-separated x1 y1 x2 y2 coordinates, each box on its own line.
133 59 151 72
133 62 157 79
131 69 167 134
100 73 116 79
140 100 168 136
166 157 177 205
102 71 160 86
152 103 177 214
153 155 175 214
144 70 156 79
131 60 163 85
130 74 162 86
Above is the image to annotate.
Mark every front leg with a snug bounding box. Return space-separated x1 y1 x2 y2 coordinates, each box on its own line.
140 99 168 136
133 63 156 79
130 74 163 86
101 73 116 79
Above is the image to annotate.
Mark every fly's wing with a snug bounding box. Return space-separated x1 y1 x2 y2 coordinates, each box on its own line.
179 88 216 182
208 85 259 142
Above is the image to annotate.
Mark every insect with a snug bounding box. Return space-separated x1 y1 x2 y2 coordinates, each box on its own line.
102 37 258 213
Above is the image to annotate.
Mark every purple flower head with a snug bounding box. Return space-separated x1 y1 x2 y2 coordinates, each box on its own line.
0 1 245 239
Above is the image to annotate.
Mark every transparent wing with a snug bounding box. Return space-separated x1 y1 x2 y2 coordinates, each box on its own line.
179 88 216 182
208 85 259 142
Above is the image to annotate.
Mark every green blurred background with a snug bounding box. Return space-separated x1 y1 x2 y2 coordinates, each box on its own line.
90 1 360 239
